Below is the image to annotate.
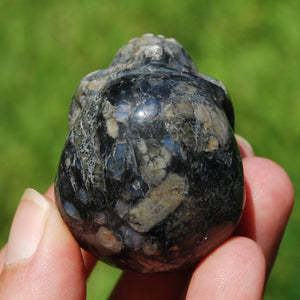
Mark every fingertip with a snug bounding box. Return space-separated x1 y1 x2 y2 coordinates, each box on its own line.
235 134 255 158
80 249 98 278
44 183 55 202
0 245 7 274
243 157 294 215
186 237 266 300
239 157 294 274
4 189 51 266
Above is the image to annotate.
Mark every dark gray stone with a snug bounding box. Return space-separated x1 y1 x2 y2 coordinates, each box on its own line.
55 34 244 273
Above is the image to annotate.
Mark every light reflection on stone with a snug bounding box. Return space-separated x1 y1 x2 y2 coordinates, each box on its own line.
133 98 161 123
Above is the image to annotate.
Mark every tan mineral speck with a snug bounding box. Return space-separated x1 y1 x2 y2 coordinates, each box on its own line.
86 80 106 91
174 99 194 119
136 138 148 154
94 211 108 226
140 142 172 185
163 103 175 121
128 173 185 232
85 227 122 256
102 101 114 119
144 45 164 60
193 102 229 149
142 241 160 256
65 157 71 169
205 136 219 151
106 118 119 138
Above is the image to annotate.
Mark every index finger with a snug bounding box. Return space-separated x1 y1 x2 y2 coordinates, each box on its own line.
235 157 294 275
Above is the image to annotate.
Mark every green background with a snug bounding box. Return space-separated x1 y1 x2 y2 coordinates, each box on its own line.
1 0 299 298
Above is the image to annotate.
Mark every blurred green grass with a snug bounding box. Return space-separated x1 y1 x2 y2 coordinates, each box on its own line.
0 0 299 298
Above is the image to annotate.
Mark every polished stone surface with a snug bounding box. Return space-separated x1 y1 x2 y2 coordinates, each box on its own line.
55 34 244 273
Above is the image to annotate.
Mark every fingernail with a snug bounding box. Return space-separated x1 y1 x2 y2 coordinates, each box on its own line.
5 189 50 265
235 134 255 157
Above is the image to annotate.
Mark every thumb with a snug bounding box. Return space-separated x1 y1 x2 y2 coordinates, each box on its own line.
0 189 86 300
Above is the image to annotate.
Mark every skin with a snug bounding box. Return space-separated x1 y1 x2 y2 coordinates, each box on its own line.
0 136 294 300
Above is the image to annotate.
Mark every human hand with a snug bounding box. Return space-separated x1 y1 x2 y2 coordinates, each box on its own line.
0 136 294 299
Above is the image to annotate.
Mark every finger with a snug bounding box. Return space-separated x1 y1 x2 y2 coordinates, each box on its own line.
186 237 266 300
235 134 255 158
236 157 294 274
0 189 86 299
45 183 55 201
109 269 191 300
81 249 98 278
0 245 7 274
44 184 98 277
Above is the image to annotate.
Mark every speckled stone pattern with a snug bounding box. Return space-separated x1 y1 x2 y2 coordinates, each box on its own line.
55 34 244 273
